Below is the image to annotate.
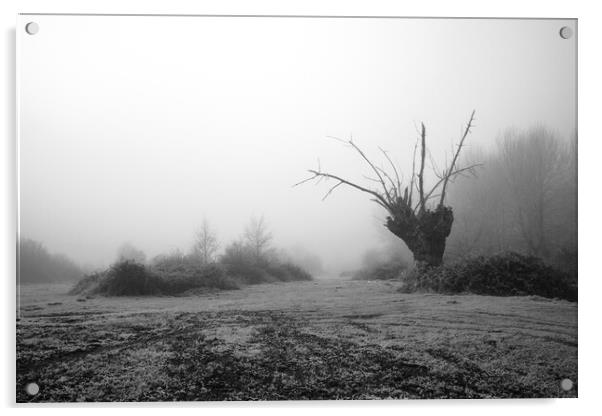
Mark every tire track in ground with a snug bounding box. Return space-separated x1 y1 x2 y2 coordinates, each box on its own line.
16 280 578 401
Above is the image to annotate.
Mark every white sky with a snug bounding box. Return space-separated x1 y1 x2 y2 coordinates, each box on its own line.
18 15 576 273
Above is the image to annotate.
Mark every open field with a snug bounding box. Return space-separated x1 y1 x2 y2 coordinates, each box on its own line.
16 279 577 402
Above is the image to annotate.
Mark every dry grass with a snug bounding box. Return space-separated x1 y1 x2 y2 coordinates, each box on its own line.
16 279 577 402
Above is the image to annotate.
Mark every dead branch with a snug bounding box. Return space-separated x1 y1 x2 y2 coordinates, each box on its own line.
438 110 476 206
378 147 402 196
375 166 399 199
295 169 392 213
418 123 426 213
326 135 393 201
296 111 478 218
322 181 344 201
408 137 419 207
347 140 392 201
363 175 383 183
415 163 482 212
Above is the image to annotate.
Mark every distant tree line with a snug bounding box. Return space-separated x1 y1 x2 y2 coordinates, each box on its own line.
71 215 316 296
149 215 323 278
446 127 577 276
19 238 83 283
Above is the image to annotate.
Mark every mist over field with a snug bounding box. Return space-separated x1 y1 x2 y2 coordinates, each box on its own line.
17 15 577 402
19 17 575 275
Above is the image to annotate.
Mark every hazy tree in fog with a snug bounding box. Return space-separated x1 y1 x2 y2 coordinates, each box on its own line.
116 242 147 264
221 240 250 264
446 127 577 268
297 112 479 268
192 219 219 264
19 238 83 283
244 216 273 259
445 148 513 256
499 128 574 258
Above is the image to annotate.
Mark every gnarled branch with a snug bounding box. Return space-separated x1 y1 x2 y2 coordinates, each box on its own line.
294 168 393 214
296 111 478 217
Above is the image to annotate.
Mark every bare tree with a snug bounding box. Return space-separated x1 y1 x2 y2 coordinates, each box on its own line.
446 148 514 257
244 215 273 259
499 127 572 258
446 127 576 264
296 111 479 268
192 218 219 265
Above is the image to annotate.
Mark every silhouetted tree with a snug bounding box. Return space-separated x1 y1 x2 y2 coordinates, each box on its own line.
244 215 273 260
192 219 219 264
445 127 576 266
296 112 479 269
499 127 571 258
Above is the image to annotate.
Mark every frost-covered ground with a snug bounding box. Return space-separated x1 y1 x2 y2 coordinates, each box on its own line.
16 279 577 402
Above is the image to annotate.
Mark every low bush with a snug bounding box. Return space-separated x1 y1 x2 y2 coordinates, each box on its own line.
88 261 164 296
159 263 240 293
220 241 313 284
399 252 577 301
71 254 311 296
71 259 240 296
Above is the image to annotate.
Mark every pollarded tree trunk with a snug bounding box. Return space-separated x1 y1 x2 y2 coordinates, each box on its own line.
385 202 454 268
296 112 476 270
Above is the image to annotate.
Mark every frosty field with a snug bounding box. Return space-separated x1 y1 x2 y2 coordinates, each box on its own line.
16 279 577 402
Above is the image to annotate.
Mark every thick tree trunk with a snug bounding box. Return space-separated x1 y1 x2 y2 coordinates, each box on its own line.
385 204 454 269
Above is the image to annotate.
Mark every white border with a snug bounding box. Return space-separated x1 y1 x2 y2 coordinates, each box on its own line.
2 1 600 415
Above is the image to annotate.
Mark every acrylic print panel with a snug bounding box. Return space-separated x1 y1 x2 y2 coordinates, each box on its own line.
17 15 577 402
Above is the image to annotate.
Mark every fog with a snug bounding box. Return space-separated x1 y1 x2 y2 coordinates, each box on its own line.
18 16 576 274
